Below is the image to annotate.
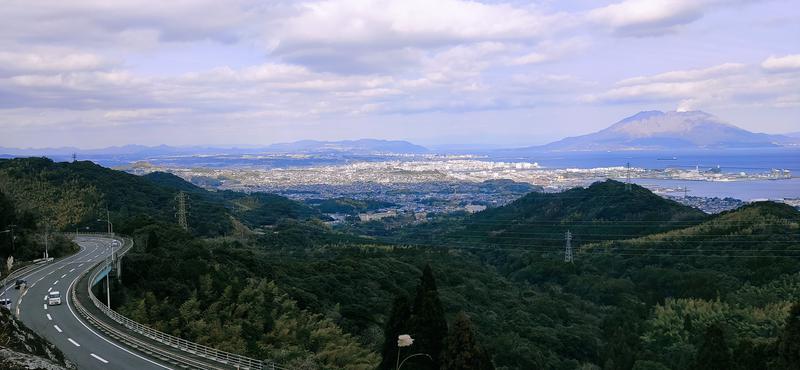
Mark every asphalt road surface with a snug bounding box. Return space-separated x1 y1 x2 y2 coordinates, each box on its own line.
1 236 173 370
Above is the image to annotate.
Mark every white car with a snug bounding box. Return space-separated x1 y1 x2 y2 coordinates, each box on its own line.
47 291 62 306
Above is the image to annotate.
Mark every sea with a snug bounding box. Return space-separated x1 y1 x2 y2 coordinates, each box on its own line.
490 148 800 200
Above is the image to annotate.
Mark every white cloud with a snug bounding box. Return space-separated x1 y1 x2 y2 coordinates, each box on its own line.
273 0 562 49
588 0 748 36
0 51 109 74
588 59 800 110
617 63 746 86
510 38 588 66
267 0 571 73
761 54 800 73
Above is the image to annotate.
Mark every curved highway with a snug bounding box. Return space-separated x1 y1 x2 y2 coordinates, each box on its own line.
1 236 172 370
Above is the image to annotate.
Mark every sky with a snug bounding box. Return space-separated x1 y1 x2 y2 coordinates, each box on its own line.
0 0 798 149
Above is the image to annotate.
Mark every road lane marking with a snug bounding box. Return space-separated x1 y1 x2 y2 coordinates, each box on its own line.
77 263 83 267
91 354 109 364
44 295 47 301
47 314 52 320
44 304 47 310
67 338 80 347
53 280 59 285
65 261 173 370
69 268 75 273
48 287 52 292
54 325 62 333
60 274 66 279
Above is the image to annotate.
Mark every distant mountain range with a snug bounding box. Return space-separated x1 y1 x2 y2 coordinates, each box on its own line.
0 139 429 157
518 110 800 152
263 139 428 154
1 112 796 157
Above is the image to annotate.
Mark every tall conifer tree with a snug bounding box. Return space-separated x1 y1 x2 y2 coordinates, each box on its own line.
379 294 412 370
779 303 800 370
409 264 448 370
693 323 732 370
441 312 494 370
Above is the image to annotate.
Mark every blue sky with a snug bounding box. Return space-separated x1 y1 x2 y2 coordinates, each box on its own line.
0 0 798 149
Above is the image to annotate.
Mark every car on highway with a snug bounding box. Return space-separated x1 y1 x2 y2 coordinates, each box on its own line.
47 291 62 306
14 279 26 289
0 298 11 310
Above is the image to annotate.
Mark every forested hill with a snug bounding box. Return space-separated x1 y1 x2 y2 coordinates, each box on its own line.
399 179 708 247
0 157 322 236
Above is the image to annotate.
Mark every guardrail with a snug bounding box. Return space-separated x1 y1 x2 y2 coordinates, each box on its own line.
70 234 284 370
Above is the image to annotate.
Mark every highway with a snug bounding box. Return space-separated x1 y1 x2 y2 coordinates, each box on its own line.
1 236 172 370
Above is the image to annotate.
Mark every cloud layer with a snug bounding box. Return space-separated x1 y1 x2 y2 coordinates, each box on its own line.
0 0 797 148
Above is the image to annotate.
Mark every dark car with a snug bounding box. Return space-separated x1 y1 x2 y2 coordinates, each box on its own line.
0 298 11 310
14 279 26 289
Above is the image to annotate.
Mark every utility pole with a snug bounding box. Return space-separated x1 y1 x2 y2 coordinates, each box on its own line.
564 230 573 263
625 162 632 191
175 191 189 231
106 208 113 234
106 273 111 308
44 223 49 260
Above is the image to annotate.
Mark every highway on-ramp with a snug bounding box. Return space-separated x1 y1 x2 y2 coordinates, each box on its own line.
1 236 172 370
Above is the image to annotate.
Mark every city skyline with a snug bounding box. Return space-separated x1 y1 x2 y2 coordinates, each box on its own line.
1 0 798 149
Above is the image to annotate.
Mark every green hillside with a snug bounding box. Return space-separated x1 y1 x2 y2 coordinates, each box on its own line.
393 179 707 248
0 158 323 237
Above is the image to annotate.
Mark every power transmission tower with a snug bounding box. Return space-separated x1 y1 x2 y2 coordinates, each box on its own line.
564 230 573 263
72 153 77 162
175 191 189 231
625 162 632 191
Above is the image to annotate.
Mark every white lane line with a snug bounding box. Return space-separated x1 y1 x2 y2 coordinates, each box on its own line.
90 354 109 364
48 287 52 292
54 325 62 333
77 263 84 267
67 338 80 347
60 274 66 279
65 262 173 370
44 295 48 301
53 280 59 285
47 314 52 320
69 268 75 273
44 304 47 310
